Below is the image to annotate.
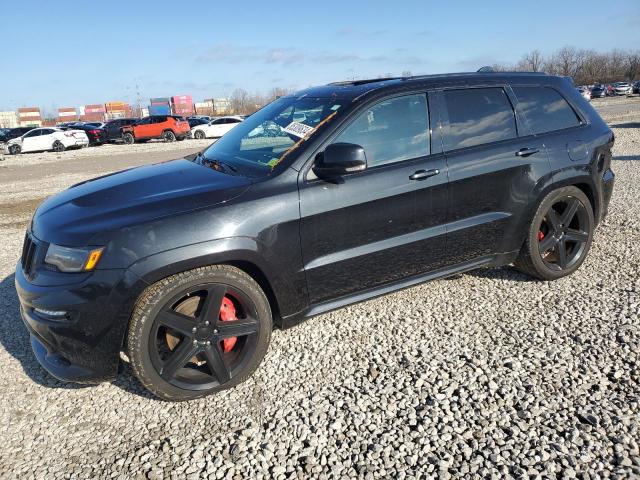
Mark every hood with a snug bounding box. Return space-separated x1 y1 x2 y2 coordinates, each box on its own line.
32 159 252 246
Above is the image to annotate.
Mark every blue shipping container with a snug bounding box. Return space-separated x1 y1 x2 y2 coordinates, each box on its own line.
149 104 171 115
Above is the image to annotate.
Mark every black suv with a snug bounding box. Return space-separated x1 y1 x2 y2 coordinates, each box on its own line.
15 73 615 400
102 118 139 143
1 127 35 143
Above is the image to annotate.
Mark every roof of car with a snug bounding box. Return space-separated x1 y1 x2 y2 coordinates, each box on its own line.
292 71 552 100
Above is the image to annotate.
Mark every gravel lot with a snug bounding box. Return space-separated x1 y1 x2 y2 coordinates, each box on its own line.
0 101 638 479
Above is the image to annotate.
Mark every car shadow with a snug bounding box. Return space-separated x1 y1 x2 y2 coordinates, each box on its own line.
609 122 640 129
613 155 640 161
450 265 539 282
0 273 156 399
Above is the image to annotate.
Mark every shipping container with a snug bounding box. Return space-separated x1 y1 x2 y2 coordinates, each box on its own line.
105 102 130 112
150 97 170 105
171 95 193 106
80 113 105 122
85 104 106 114
0 111 18 128
149 104 171 115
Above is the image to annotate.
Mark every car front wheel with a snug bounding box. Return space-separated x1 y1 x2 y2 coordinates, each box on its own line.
515 186 594 280
8 144 21 155
194 130 206 140
127 265 272 401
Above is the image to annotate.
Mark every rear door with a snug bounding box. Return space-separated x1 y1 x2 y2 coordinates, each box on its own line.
299 93 448 304
437 86 548 262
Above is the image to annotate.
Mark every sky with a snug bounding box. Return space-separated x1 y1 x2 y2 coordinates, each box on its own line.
1 0 639 113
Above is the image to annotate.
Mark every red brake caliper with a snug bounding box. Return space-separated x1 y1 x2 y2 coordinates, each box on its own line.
538 230 545 241
219 296 238 353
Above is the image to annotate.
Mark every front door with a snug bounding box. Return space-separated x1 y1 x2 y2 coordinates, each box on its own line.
299 93 448 305
21 129 43 152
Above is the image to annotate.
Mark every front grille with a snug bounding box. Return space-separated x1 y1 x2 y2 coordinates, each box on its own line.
21 233 38 276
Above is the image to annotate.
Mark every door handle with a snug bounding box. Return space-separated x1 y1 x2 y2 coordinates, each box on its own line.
515 147 540 157
409 169 440 181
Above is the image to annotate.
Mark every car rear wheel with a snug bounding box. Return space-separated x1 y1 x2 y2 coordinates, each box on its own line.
52 140 65 152
127 265 272 401
194 130 206 140
163 130 176 142
123 133 135 144
515 186 594 280
8 144 21 155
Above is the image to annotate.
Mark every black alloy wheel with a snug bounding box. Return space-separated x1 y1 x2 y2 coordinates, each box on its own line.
8 144 21 155
163 130 176 142
194 130 206 140
127 265 272 401
52 140 65 152
123 133 135 144
537 197 590 271
515 186 594 280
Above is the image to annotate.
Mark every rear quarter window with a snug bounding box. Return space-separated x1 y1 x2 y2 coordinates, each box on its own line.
512 86 581 135
442 87 517 151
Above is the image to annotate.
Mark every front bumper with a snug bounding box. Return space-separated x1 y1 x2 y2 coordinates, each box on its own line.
15 263 136 383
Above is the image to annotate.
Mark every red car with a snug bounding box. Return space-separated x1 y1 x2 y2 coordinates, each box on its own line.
121 115 190 143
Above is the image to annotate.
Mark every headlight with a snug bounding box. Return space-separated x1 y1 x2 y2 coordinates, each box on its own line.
44 244 104 272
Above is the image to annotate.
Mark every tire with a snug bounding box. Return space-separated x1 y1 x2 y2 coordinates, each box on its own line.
52 140 65 152
194 130 206 140
127 265 272 401
123 132 135 145
514 186 594 280
176 136 185 141
163 130 176 142
8 144 21 155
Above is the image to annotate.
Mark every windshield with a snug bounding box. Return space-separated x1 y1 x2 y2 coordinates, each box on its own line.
195 96 345 178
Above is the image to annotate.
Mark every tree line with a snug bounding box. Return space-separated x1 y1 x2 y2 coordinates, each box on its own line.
492 46 640 85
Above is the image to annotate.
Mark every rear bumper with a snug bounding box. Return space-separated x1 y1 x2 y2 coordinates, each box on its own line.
15 263 134 383
601 168 615 221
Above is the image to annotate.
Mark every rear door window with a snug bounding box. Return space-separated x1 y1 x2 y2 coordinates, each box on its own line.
442 87 517 151
512 86 581 134
334 94 430 167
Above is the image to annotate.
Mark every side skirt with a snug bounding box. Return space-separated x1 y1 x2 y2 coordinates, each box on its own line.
281 251 518 329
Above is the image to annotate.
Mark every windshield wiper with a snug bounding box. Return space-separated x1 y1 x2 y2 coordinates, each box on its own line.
195 153 238 175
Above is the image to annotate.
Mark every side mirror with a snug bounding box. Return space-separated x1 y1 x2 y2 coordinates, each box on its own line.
313 142 367 179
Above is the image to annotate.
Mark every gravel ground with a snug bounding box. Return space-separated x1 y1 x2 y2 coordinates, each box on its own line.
0 102 638 479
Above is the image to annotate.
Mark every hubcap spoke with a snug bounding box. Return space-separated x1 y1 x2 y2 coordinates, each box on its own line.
561 198 580 226
160 340 199 380
556 240 568 269
217 318 259 338
198 285 227 325
203 344 231 383
546 208 561 233
157 310 198 337
564 228 588 244
538 234 558 254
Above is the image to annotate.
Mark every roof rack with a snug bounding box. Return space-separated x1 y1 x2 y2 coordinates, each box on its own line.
327 70 547 87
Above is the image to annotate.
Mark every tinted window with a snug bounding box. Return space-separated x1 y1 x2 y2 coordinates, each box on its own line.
442 88 517 151
512 87 581 135
41 129 54 135
334 94 430 167
24 130 41 138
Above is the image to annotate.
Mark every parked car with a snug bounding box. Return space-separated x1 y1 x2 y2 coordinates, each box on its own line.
6 127 88 154
15 73 615 401
612 82 633 96
187 117 209 129
103 118 139 143
64 123 107 145
0 126 36 143
190 116 243 139
577 86 591 101
590 84 607 98
188 115 211 122
121 115 190 144
633 81 640 94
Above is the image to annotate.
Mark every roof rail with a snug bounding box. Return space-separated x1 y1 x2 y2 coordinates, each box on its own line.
327 70 548 86
327 77 402 86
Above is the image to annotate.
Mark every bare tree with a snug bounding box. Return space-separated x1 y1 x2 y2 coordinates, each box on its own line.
517 50 544 72
230 88 249 114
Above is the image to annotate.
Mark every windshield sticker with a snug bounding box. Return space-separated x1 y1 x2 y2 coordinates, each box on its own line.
283 121 314 138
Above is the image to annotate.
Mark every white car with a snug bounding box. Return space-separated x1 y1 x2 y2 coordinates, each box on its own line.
577 86 591 101
612 82 633 96
6 127 89 154
191 116 243 139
